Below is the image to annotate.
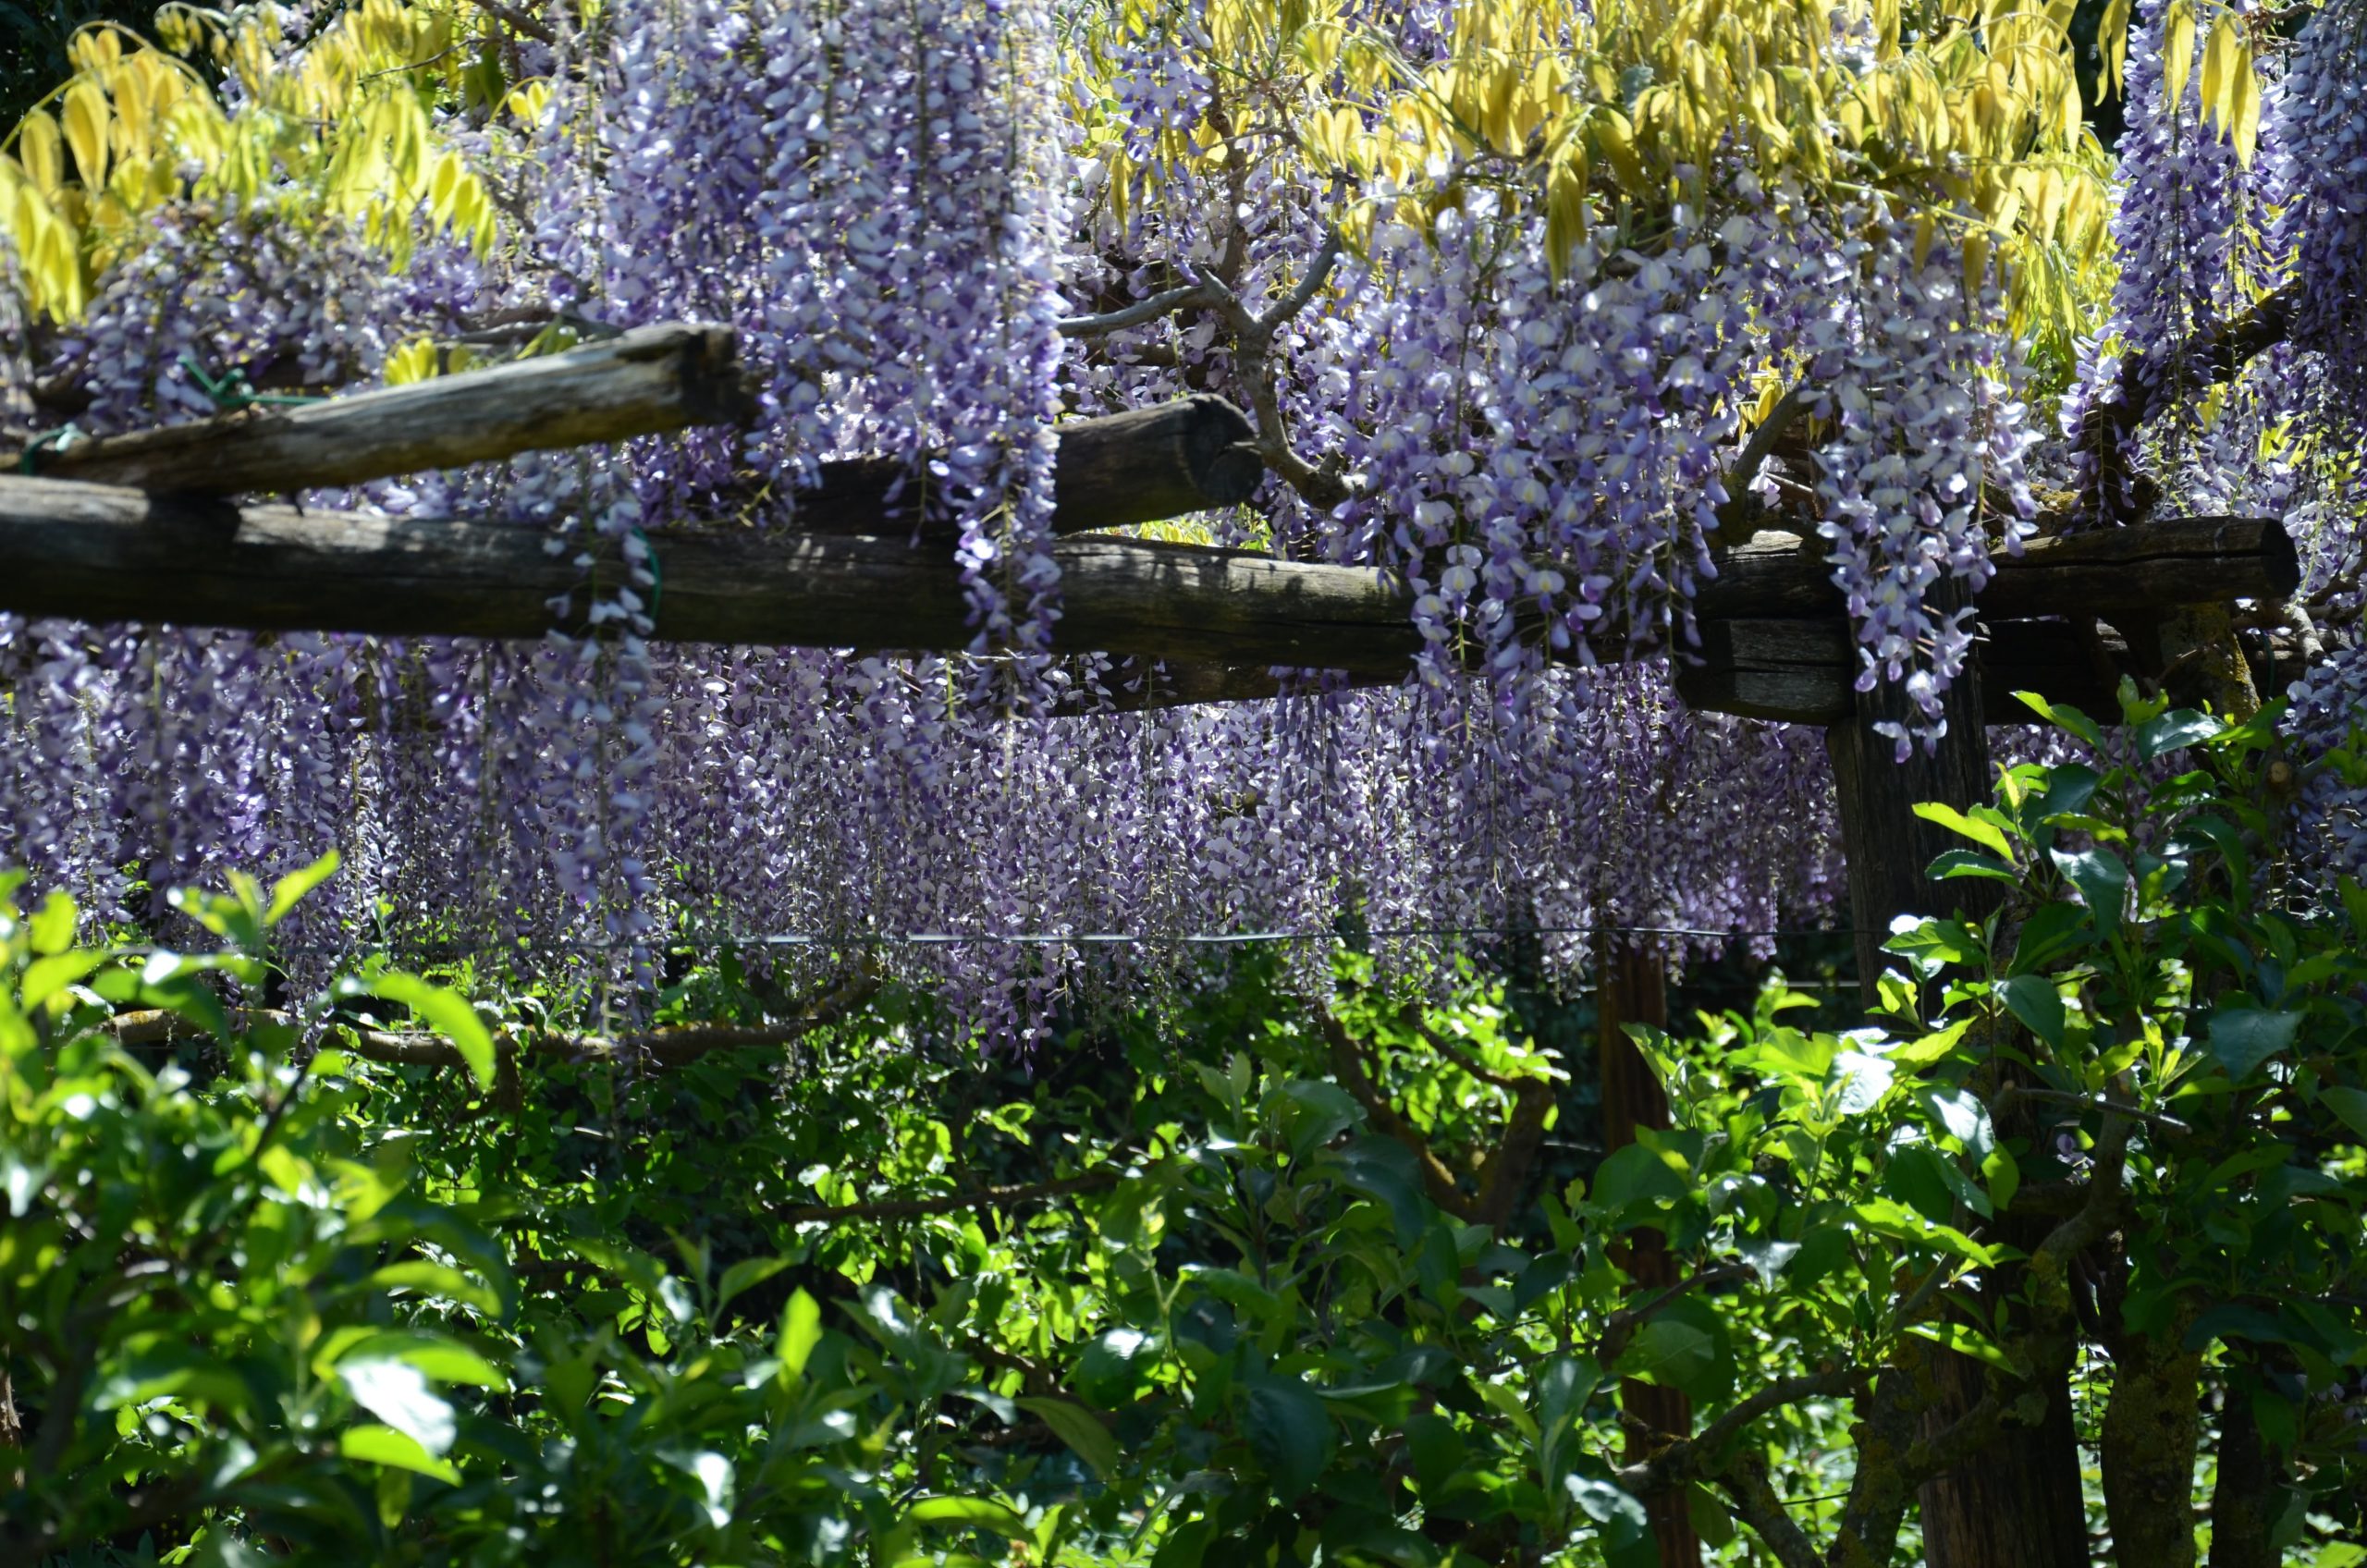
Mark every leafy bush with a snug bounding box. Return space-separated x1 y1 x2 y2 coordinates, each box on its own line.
6 686 2367 1567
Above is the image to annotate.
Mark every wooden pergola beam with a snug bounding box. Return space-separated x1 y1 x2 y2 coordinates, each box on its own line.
0 477 2296 714
23 324 755 495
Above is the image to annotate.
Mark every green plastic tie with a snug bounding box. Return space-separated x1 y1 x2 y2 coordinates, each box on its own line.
176 350 326 411
629 526 663 619
18 423 87 473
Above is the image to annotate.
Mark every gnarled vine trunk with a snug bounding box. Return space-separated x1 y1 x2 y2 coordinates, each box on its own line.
1826 635 2088 1568
1596 938 1701 1568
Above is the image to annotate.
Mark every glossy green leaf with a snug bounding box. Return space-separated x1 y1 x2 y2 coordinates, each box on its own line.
1912 801 2015 860
1015 1396 1119 1480
1998 974 2066 1048
338 971 497 1089
338 1358 457 1455
339 1423 461 1485
2316 1085 2367 1142
2209 1009 2301 1082
1245 1378 1333 1499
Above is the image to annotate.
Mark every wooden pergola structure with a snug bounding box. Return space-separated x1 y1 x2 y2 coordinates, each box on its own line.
1 317 2308 1566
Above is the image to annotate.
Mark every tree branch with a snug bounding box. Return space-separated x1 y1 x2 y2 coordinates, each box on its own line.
1258 227 1343 335
1713 384 1814 545
1315 1009 1478 1220
1618 1366 1861 1494
1998 1085 2190 1136
1056 283 1220 337
776 1167 1129 1224
1195 237 1351 512
1710 1453 1825 1568
101 973 877 1072
1597 1264 1757 1367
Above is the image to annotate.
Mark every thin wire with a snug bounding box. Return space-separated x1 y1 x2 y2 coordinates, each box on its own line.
249 923 1862 958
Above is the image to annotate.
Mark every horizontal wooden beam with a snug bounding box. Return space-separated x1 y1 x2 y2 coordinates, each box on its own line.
0 475 1426 673
19 324 755 495
798 395 1264 536
0 476 2294 721
1673 618 2129 726
1706 517 2297 621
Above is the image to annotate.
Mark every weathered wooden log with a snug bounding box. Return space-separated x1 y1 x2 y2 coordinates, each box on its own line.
795 395 1266 536
0 478 2295 700
1673 618 2130 726
19 324 756 495
1705 518 2298 621
0 475 1426 673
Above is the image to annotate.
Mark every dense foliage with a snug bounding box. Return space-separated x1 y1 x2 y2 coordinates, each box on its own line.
4 690 2364 1565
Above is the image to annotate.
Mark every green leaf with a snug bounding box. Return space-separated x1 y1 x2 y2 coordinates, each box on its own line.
2051 848 2130 931
1918 1086 1994 1160
1402 1411 1466 1493
329 1331 508 1390
1997 974 2065 1048
1891 1017 1974 1068
265 851 342 927
1564 1474 1657 1568
21 949 106 1010
1982 1143 2021 1210
1274 1079 1358 1161
2316 1085 2367 1142
1622 1318 1717 1397
1905 1320 2017 1373
1689 1483 1737 1550
1589 1143 1690 1218
2013 692 2103 749
2209 1009 2301 1082
1884 918 1986 974
338 1423 461 1485
716 1256 792 1317
1736 1236 1800 1286
1831 1049 1896 1116
660 1450 736 1531
1337 1135 1431 1248
338 1358 457 1455
1245 1378 1334 1499
2139 708 2220 760
2184 1304 2293 1353
1014 1396 1119 1480
1913 801 2014 861
2009 901 2091 974
338 972 497 1089
28 891 76 955
1850 1197 1994 1264
360 1260 502 1316
904 1497 1027 1537
1928 849 2019 883
1073 1328 1159 1409
2031 764 2102 823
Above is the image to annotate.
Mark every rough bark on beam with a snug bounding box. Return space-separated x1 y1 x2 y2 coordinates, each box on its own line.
1673 619 2130 726
793 396 1266 536
0 479 2295 685
20 324 756 495
1709 519 2297 621
0 476 1427 674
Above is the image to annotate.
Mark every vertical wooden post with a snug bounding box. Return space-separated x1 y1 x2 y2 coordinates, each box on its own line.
1597 935 1701 1568
1822 642 2086 1568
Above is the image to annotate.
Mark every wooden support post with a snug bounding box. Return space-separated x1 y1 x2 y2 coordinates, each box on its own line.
1595 935 1701 1568
1821 620 2087 1568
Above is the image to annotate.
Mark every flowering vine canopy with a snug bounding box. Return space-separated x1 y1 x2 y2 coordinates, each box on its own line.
0 0 2360 1041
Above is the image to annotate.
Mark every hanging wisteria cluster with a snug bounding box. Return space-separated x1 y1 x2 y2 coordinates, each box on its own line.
1 0 2365 1036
